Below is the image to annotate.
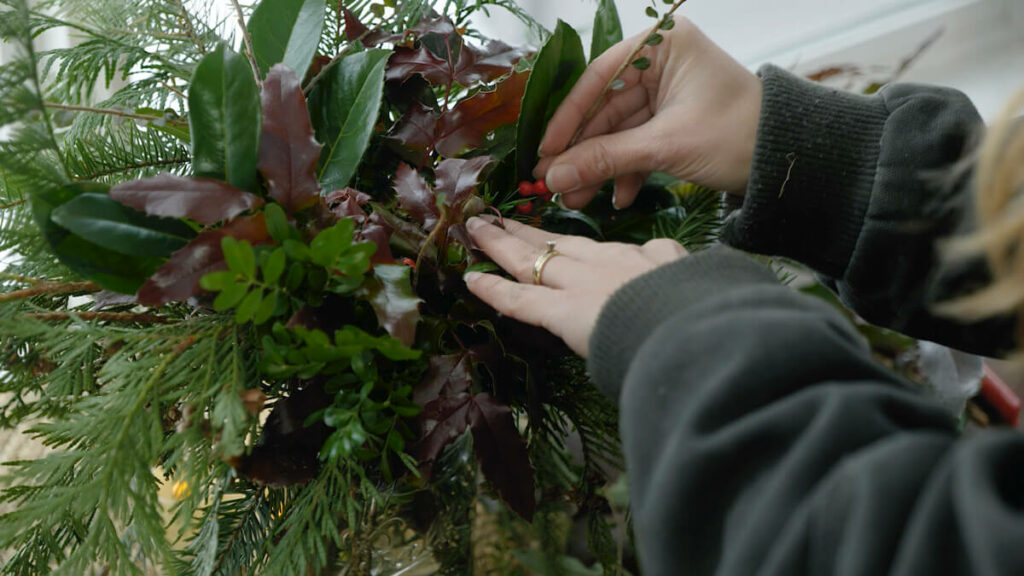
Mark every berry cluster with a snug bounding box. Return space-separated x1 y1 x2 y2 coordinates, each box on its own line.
515 179 552 215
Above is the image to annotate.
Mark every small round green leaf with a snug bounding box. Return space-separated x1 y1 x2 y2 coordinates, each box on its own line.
221 237 256 278
253 291 279 325
659 17 676 30
645 7 658 17
631 57 651 71
200 270 237 292
264 203 293 243
645 33 664 46
235 288 264 323
214 281 250 311
262 248 287 285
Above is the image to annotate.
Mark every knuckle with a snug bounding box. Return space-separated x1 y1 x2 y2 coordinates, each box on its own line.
588 140 617 179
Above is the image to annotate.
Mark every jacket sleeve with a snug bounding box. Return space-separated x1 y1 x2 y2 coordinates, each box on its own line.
587 246 1024 576
722 65 1016 357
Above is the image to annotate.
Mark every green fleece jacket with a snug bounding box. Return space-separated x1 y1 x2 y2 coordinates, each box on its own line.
587 65 1024 575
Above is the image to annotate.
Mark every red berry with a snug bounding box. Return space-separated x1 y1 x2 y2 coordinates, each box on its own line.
515 202 533 215
401 257 416 268
517 181 535 197
534 179 549 196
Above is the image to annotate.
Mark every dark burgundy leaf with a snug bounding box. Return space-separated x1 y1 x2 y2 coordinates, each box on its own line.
136 214 270 306
435 70 528 157
110 173 265 226
435 157 492 208
413 394 474 468
393 162 440 230
360 213 394 264
359 263 421 346
93 290 139 309
234 382 332 486
469 394 535 521
368 203 428 254
454 41 527 87
259 65 322 214
385 76 439 115
414 353 472 406
411 12 457 39
386 103 440 155
324 187 371 223
342 7 405 47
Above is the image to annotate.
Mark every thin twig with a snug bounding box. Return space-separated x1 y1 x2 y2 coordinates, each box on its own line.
171 0 207 55
230 0 263 87
160 79 187 100
568 0 689 148
0 199 26 210
44 103 165 123
0 282 100 303
77 156 191 181
23 311 171 324
0 272 40 285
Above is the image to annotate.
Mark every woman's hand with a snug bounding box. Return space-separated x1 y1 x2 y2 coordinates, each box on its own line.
463 216 687 357
534 17 762 209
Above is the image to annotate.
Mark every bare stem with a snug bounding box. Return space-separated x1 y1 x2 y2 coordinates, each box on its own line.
0 199 26 210
171 0 207 55
230 0 263 86
23 311 171 324
44 103 166 122
568 0 689 148
0 281 100 303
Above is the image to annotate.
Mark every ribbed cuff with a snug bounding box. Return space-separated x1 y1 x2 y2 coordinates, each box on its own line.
722 64 890 278
587 246 780 399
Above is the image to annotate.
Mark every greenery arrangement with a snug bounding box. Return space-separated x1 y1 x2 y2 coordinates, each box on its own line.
0 0 719 573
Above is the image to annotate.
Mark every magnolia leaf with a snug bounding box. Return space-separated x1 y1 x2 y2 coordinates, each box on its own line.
189 44 262 192
413 353 472 406
469 393 536 521
591 0 623 61
235 383 332 486
516 20 586 179
110 173 265 225
50 193 194 257
248 0 326 77
137 214 270 306
259 65 322 213
32 182 165 294
359 264 422 347
435 70 528 158
308 49 391 192
435 156 492 208
393 162 439 230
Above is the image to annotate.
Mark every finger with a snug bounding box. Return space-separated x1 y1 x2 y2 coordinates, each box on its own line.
543 124 662 195
537 32 649 157
465 272 562 330
612 173 645 209
576 84 651 142
559 186 602 210
642 238 689 263
466 217 586 287
478 216 601 255
533 107 652 181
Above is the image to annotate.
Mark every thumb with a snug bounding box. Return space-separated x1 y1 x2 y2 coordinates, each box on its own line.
542 125 660 195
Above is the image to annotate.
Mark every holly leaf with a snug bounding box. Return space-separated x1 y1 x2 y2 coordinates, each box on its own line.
324 188 371 222
308 49 392 192
435 71 528 158
591 0 623 61
342 7 403 47
435 157 492 208
469 393 535 521
188 44 262 192
50 193 195 257
413 353 472 406
386 103 439 161
32 182 165 294
516 20 586 179
259 65 322 213
413 394 474 469
358 264 422 347
360 213 394 264
110 173 265 225
234 382 332 486
137 214 270 306
249 0 325 77
393 162 439 230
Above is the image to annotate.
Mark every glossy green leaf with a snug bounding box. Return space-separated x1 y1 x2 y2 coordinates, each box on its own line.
188 44 262 192
253 290 279 324
264 203 295 243
222 237 256 279
31 183 166 294
262 248 287 284
248 0 326 77
235 288 264 323
310 219 355 267
308 49 391 191
200 270 237 291
214 281 250 311
50 193 194 258
516 20 586 180
591 0 623 61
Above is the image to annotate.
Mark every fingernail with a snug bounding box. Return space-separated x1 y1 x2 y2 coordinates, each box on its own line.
547 164 581 193
463 271 482 283
537 144 548 158
612 192 623 210
465 217 485 231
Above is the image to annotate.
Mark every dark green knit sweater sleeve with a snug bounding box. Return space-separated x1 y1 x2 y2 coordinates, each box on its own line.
587 246 1024 576
722 65 1015 356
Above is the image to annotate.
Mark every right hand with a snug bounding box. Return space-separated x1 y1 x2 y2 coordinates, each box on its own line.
534 17 763 210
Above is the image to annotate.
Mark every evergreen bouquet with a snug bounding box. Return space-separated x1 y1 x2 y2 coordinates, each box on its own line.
0 0 718 573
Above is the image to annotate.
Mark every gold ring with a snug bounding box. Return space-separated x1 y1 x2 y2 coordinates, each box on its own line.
532 240 561 285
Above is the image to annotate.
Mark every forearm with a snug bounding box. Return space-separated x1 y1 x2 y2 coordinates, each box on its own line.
722 65 1015 356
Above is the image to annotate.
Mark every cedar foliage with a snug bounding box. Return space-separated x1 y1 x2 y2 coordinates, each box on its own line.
0 0 722 573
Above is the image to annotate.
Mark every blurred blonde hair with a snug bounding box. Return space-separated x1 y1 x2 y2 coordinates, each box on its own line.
935 89 1024 327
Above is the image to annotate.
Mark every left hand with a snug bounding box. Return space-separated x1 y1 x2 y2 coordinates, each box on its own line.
463 216 688 357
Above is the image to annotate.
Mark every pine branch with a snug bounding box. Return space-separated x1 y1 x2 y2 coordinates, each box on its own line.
0 281 100 302
22 311 171 324
171 0 208 55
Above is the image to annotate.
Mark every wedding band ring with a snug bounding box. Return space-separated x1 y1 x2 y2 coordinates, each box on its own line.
532 240 561 285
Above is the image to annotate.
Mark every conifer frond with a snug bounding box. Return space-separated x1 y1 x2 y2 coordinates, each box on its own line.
659 182 724 250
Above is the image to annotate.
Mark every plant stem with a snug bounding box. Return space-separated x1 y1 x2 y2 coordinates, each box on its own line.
23 311 171 324
44 103 168 123
79 156 191 181
568 0 689 148
171 0 207 55
230 0 263 86
0 199 26 210
0 281 100 302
